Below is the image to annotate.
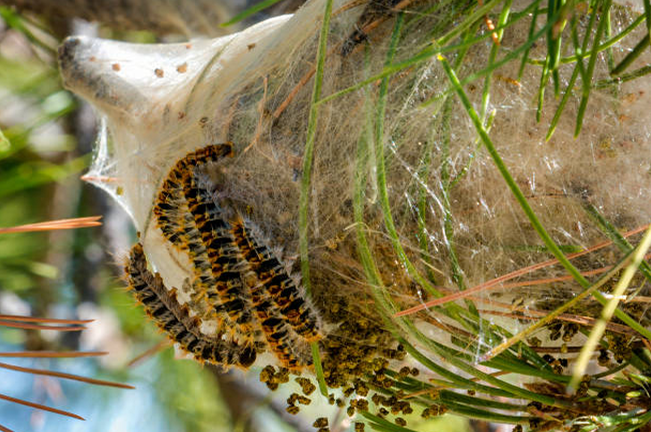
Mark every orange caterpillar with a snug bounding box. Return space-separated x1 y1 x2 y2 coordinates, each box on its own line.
153 155 217 319
261 316 309 370
124 243 257 368
153 143 233 252
175 211 252 343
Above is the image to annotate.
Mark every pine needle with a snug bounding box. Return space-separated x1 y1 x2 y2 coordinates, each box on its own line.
0 216 102 234
0 423 15 432
127 340 172 367
0 362 135 389
0 315 93 324
0 320 85 332
0 351 107 358
396 224 650 316
0 393 84 421
569 225 651 392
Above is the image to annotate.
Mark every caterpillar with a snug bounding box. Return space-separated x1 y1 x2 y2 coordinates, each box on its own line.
146 143 325 370
260 316 310 370
153 144 255 343
124 243 257 368
153 151 217 318
153 143 234 252
156 192 244 338
241 270 312 370
181 163 255 336
231 217 322 342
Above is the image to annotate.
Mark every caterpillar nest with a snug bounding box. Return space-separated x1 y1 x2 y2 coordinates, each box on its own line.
59 0 651 429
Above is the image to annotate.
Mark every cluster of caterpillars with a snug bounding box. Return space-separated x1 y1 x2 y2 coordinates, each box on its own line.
125 143 322 370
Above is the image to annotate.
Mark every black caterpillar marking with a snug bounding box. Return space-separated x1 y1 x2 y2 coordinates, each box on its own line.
241 270 312 370
153 144 233 248
261 316 308 370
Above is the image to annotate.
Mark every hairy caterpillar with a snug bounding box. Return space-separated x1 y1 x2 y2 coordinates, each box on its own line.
231 217 322 343
181 157 256 335
154 144 255 343
145 143 324 370
260 316 309 370
153 143 233 253
124 243 257 368
241 269 312 370
153 154 218 321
